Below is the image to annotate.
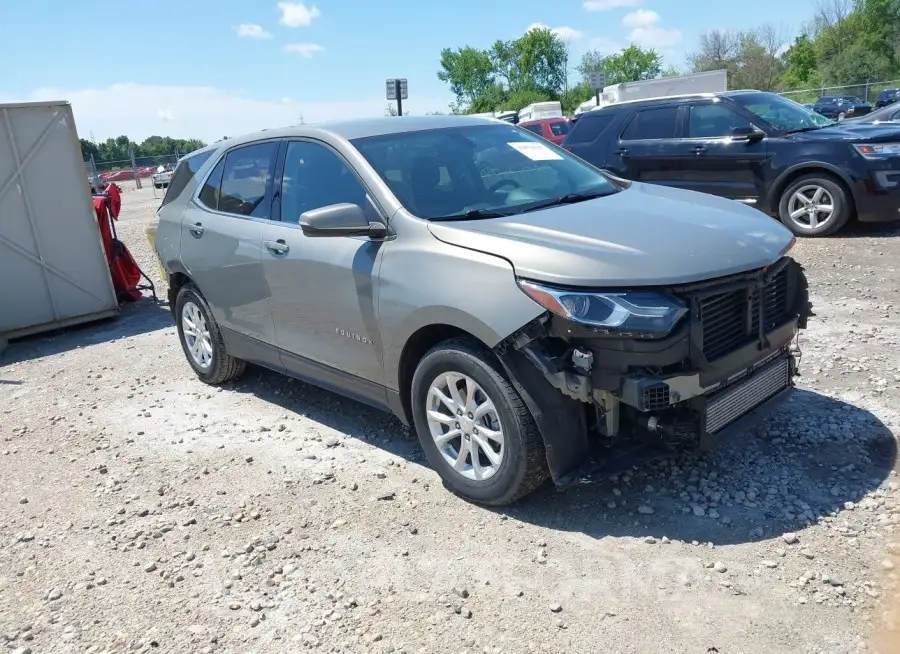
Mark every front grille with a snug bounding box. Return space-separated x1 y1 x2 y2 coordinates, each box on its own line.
698 266 791 361
705 355 791 433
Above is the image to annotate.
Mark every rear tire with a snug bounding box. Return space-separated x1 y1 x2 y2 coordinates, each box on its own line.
410 337 548 505
777 174 851 237
175 284 246 385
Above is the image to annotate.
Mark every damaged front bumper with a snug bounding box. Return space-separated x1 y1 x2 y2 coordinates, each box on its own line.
496 257 813 488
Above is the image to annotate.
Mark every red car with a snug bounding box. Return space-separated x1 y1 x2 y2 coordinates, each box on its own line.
518 118 571 145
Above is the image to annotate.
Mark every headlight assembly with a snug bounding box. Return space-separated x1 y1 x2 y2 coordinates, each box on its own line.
852 142 900 158
517 280 688 338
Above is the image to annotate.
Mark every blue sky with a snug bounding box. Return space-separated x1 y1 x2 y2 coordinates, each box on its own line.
0 0 817 142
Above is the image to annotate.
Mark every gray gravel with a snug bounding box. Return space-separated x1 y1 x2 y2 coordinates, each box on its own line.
1 184 899 653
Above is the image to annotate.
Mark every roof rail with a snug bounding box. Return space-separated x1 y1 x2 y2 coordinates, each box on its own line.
595 92 720 109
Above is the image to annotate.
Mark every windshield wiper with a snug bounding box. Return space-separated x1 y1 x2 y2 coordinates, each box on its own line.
521 191 612 213
430 208 510 222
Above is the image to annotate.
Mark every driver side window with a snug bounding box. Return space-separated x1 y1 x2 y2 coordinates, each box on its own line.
281 141 368 224
218 142 278 218
688 104 753 138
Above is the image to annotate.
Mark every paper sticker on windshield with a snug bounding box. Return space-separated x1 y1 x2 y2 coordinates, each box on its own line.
508 142 563 161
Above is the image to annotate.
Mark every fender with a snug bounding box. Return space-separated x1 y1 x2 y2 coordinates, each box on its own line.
494 345 590 487
766 161 858 213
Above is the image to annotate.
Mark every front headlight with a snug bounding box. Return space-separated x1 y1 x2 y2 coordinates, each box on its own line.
517 280 688 338
852 143 900 158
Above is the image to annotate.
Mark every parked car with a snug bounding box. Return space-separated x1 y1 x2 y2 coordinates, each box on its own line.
844 101 900 125
562 91 900 237
813 96 872 120
152 164 175 189
155 116 811 505
518 118 571 145
875 88 900 108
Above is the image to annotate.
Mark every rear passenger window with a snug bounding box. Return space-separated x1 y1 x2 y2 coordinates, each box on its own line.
522 124 543 135
160 150 213 207
218 142 278 218
565 113 615 144
621 107 679 140
549 121 570 136
197 158 225 210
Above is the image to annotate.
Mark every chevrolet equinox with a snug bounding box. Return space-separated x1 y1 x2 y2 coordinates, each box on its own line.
154 116 812 505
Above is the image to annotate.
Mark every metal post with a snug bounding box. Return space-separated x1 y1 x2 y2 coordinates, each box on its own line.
131 148 142 189
395 80 403 117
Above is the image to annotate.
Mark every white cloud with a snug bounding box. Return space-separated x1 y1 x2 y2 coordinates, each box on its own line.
284 43 324 58
628 26 683 49
234 24 272 39
583 0 642 11
277 2 320 27
775 43 790 57
525 23 584 41
0 83 450 142
622 9 659 28
588 36 624 54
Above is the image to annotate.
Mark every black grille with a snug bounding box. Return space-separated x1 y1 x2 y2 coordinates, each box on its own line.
698 267 791 361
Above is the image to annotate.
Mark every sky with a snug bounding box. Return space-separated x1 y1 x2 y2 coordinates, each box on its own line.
0 0 818 144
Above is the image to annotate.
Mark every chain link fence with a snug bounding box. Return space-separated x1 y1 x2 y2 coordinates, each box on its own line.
779 79 900 105
82 151 184 192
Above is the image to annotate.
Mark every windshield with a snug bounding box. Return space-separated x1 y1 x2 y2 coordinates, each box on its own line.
350 124 617 220
731 92 835 132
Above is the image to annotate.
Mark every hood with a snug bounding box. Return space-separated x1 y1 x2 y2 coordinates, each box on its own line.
427 183 793 287
791 123 900 142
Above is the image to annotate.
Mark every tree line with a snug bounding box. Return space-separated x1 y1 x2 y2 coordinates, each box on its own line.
80 135 207 165
437 0 900 114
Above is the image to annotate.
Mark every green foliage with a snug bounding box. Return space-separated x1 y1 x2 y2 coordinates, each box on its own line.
438 32 671 114
685 2 900 98
80 134 206 164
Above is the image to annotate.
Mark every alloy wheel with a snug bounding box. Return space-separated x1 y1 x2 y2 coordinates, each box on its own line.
786 184 835 232
181 301 213 369
425 372 504 481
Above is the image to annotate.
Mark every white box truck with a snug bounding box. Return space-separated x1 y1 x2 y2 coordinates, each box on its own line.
592 69 728 110
518 101 563 123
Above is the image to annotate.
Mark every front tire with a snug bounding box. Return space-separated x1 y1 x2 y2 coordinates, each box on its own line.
175 284 246 385
410 337 548 505
778 174 851 237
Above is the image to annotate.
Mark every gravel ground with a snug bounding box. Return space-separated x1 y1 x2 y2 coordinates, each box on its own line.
2 185 900 654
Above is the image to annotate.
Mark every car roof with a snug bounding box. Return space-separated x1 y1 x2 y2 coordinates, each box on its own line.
204 115 501 150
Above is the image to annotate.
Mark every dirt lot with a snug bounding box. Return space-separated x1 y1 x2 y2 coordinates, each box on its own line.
2 184 900 654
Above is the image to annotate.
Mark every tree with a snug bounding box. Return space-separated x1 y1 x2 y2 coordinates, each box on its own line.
686 25 787 90
436 29 568 114
603 45 663 85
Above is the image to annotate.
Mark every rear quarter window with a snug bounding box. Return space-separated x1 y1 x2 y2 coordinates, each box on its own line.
160 150 214 207
565 113 616 144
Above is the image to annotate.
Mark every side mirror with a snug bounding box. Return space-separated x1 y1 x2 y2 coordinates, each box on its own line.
299 203 387 239
730 126 765 143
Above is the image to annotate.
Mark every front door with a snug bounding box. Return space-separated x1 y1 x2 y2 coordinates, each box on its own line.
261 139 388 407
608 105 687 189
679 102 769 204
179 141 279 348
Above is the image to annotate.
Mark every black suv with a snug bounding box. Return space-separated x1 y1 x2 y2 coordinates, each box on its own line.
813 96 872 120
876 88 900 108
562 91 900 236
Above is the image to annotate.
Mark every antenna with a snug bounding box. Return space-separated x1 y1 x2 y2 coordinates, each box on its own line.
298 112 305 125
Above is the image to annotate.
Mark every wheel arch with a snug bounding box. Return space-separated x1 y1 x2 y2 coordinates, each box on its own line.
165 262 193 317
766 163 857 217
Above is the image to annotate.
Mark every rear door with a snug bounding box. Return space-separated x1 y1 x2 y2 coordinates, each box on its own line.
677 101 769 203
608 105 686 188
179 141 279 353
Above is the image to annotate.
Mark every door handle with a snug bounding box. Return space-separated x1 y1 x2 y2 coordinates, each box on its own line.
189 222 204 237
615 148 630 156
264 239 290 255
693 146 707 155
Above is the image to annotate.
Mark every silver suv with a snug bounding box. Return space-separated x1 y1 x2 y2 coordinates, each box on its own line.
155 116 812 505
